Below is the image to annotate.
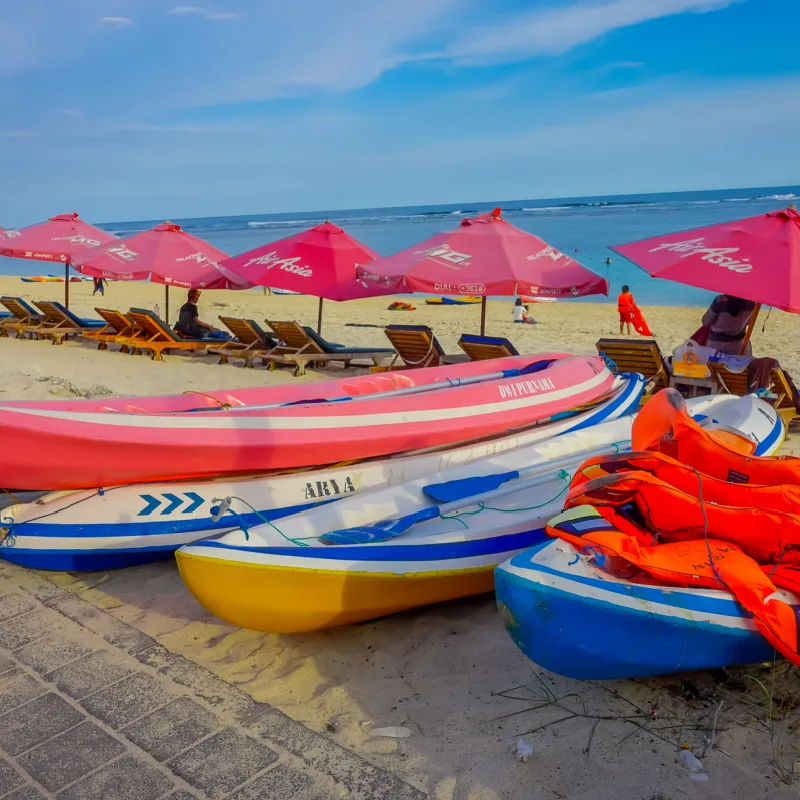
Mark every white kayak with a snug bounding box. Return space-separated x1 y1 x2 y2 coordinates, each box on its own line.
0 374 645 571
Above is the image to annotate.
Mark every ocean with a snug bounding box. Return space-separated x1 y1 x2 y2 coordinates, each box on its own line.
4 185 798 307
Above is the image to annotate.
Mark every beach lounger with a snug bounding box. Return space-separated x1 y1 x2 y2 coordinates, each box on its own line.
263 320 395 377
707 361 798 425
29 300 104 345
595 338 671 397
457 333 519 361
210 317 279 368
83 308 140 352
380 324 469 370
0 296 44 338
126 308 214 362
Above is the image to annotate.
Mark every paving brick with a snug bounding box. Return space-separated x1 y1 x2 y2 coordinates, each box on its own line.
80 672 175 730
122 697 219 762
0 755 25 796
0 594 36 624
168 728 278 799
47 595 155 653
47 650 135 701
230 763 318 800
58 754 173 800
0 693 85 756
248 710 426 800
0 650 14 675
4 785 49 800
15 633 95 676
0 609 53 651
17 721 125 792
0 670 45 714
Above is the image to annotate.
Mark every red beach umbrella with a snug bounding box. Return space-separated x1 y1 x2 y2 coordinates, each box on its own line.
610 206 800 352
72 222 249 323
0 213 118 307
222 221 396 332
358 209 608 334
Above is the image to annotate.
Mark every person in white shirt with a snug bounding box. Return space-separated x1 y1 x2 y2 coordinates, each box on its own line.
513 297 525 323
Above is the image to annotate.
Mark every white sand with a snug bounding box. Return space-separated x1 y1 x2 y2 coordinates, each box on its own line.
2 275 800 799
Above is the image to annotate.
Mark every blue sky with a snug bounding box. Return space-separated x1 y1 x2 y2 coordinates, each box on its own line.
0 0 798 224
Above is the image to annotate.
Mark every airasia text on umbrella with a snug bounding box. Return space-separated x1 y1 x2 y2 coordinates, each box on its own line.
245 251 313 277
648 238 752 273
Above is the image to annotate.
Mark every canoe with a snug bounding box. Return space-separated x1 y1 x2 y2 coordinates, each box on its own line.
0 354 615 490
0 375 645 571
174 393 779 633
425 296 482 305
494 538 794 680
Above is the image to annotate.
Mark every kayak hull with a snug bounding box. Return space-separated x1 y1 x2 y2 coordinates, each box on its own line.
0 354 613 490
495 540 782 680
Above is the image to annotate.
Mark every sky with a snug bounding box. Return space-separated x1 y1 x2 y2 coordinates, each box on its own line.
0 0 798 224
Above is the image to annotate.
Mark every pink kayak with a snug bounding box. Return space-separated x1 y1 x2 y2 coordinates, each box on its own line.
0 354 613 490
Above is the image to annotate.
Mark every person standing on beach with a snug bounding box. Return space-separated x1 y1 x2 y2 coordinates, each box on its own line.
701 294 756 355
617 285 635 334
92 276 106 297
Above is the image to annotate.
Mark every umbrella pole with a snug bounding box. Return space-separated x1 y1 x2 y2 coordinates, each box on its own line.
480 297 487 336
165 285 169 325
317 297 324 334
740 302 761 355
64 263 70 309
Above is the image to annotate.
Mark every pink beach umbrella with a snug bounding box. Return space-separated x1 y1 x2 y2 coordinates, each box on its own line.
610 206 800 351
357 208 608 334
222 221 396 333
72 222 249 323
0 213 118 307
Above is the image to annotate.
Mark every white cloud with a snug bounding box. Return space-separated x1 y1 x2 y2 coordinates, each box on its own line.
168 6 240 20
99 16 132 29
435 0 743 64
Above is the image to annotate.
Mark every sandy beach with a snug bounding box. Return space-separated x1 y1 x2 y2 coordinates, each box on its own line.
2 274 800 799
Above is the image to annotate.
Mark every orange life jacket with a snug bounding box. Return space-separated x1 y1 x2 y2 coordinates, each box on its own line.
546 506 800 667
565 469 800 565
632 388 800 486
572 451 800 517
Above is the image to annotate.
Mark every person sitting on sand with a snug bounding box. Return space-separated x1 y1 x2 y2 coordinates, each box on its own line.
701 294 756 356
175 289 220 338
617 285 636 335
513 297 525 323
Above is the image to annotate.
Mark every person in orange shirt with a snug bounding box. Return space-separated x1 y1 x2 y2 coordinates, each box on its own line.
617 285 635 335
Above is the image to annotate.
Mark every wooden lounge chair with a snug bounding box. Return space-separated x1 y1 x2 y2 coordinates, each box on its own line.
707 361 798 425
210 317 279 368
0 296 44 338
595 338 671 397
457 333 519 361
28 300 105 345
263 320 395 377
83 308 140 352
126 308 213 362
381 324 469 370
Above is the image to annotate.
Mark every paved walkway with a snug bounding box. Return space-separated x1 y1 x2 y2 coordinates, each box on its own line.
0 561 426 800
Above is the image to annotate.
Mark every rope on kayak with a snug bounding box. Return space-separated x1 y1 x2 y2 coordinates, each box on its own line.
0 486 20 506
180 390 233 410
217 496 311 547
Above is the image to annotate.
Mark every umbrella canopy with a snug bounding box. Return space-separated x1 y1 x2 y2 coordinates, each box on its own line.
609 207 800 312
358 208 609 299
72 222 246 290
0 212 116 263
0 213 118 306
222 221 396 332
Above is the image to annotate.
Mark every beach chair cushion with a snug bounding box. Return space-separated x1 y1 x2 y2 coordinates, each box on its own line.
1 296 41 319
35 300 104 329
303 326 393 355
458 333 519 359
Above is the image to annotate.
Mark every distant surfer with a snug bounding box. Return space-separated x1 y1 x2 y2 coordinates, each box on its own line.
605 257 612 264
